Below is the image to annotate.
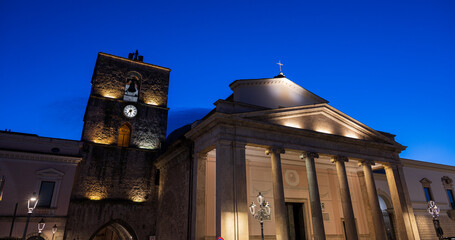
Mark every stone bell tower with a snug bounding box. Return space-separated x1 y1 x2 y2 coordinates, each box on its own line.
64 51 170 240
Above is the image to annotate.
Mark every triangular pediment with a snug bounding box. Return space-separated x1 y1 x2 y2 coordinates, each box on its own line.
36 168 65 179
234 103 397 144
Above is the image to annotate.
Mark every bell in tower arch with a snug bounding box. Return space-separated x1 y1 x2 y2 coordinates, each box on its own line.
123 72 141 102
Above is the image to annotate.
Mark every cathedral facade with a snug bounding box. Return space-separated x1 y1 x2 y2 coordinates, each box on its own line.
1 52 455 240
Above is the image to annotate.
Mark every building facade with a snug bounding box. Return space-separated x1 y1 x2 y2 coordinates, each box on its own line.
156 73 455 240
1 52 454 240
0 131 82 240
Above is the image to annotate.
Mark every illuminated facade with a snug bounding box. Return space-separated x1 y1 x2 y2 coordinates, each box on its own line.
1 52 454 240
155 73 455 240
0 131 82 240
64 52 170 240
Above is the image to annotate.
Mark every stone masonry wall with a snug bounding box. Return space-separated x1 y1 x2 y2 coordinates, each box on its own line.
156 143 192 240
65 199 158 240
65 143 160 239
72 144 159 200
82 96 168 149
415 214 455 239
91 53 170 107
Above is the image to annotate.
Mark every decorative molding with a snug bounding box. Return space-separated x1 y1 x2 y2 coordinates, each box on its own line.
300 152 319 159
358 159 375 167
0 150 81 164
331 155 348 163
284 170 299 186
99 52 171 71
441 176 453 189
265 147 285 155
400 158 455 173
36 168 65 179
420 178 432 187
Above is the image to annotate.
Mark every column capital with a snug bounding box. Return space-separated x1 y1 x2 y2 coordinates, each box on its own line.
265 147 285 155
300 151 319 159
330 155 349 163
358 159 375 167
382 162 402 169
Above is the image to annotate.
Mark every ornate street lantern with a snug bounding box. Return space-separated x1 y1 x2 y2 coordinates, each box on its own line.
27 193 38 214
52 224 58 240
249 192 271 240
22 193 39 240
38 218 45 233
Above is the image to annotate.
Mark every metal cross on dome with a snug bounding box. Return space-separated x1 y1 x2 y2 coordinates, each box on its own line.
277 60 284 73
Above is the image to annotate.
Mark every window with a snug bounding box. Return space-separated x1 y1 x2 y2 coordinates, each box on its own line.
420 178 433 202
35 168 64 208
441 176 455 210
118 124 131 147
37 181 55 208
0 176 4 201
423 187 433 201
447 189 455 209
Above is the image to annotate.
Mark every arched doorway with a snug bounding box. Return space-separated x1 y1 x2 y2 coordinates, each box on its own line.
378 195 396 240
90 220 137 240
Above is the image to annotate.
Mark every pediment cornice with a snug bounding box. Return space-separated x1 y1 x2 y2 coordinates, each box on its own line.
232 103 398 145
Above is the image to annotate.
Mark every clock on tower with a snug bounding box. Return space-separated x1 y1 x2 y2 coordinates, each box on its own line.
81 52 170 149
66 51 170 240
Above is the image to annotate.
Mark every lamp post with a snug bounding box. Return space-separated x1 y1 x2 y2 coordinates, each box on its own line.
427 200 444 240
51 224 57 240
37 218 45 239
249 192 271 240
22 193 39 240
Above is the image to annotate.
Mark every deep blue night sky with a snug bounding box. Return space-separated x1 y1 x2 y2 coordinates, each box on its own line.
1 0 454 165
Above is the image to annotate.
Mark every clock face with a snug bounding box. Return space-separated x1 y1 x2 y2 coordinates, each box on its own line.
123 105 137 118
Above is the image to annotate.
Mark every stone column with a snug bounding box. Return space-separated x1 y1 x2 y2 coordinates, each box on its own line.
384 163 419 240
191 152 207 240
216 140 249 240
359 160 387 240
331 156 358 240
300 152 325 240
266 147 289 240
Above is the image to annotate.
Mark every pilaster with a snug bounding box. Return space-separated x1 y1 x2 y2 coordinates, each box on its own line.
215 140 249 240
192 152 207 240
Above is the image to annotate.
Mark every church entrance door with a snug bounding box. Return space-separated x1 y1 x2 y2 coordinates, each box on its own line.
286 202 307 240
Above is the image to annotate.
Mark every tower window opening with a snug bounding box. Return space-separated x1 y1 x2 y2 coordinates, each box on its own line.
118 124 131 147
